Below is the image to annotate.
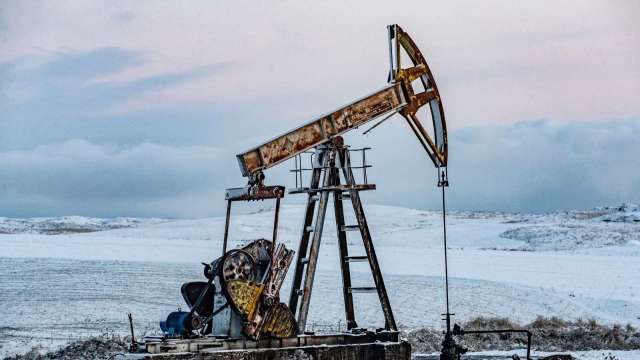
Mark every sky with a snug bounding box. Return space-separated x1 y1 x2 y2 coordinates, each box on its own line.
0 1 639 218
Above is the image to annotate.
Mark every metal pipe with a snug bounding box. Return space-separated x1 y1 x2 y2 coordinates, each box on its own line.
440 169 451 333
272 196 281 266
222 200 232 255
362 110 399 135
294 155 299 188
388 24 394 81
362 149 368 184
298 155 303 187
128 313 137 351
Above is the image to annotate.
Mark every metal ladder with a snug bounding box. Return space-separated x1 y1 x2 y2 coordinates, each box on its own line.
288 139 397 333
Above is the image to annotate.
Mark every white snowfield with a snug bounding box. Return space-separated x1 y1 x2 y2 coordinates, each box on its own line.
0 203 639 359
0 216 164 235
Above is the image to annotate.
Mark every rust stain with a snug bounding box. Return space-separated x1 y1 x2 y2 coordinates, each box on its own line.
236 24 448 176
241 151 262 175
237 85 404 176
259 122 324 166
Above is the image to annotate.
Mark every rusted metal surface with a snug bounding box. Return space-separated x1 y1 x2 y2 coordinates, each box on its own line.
286 140 396 333
296 149 336 332
222 185 284 257
141 331 407 358
263 244 294 304
243 244 298 339
289 183 376 194
154 341 410 359
238 239 272 267
220 241 298 340
220 250 256 283
124 24 457 360
288 157 324 317
332 168 357 330
236 24 447 179
270 197 280 265
389 24 448 167
224 185 284 201
236 84 406 177
338 147 397 331
222 201 232 256
258 303 297 338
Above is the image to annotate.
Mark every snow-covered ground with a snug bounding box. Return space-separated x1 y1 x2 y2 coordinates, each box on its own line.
1 203 639 358
0 216 164 235
416 350 640 360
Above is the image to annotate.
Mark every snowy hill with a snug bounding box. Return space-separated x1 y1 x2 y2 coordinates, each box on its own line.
2 203 638 252
494 204 640 251
0 216 164 235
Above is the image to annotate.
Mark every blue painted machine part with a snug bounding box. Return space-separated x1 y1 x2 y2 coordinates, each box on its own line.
160 311 192 336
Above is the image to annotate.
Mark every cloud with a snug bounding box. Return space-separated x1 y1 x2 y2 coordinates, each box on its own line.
340 118 640 213
0 2 638 217
0 48 230 152
0 140 229 218
1 120 637 218
0 48 219 117
2 1 639 125
447 120 640 212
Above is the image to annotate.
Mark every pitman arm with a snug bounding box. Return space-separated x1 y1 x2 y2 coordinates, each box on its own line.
236 24 448 178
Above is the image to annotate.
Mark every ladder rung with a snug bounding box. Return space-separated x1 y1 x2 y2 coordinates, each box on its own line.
341 225 360 232
300 257 309 264
295 289 304 296
305 226 315 232
345 255 368 262
349 287 377 293
340 193 351 199
310 194 320 201
289 184 376 194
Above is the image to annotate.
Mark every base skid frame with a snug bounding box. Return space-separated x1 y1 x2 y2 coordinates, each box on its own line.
123 331 409 360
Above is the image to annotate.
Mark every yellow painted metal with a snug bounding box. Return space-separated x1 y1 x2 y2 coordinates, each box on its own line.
225 280 263 320
260 303 298 338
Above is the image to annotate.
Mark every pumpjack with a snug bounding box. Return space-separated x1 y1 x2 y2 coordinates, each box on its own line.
227 23 448 337
127 24 532 360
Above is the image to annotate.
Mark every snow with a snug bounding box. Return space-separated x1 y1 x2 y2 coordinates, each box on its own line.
415 349 640 360
595 203 640 223
0 216 164 235
567 350 640 360
0 203 639 358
